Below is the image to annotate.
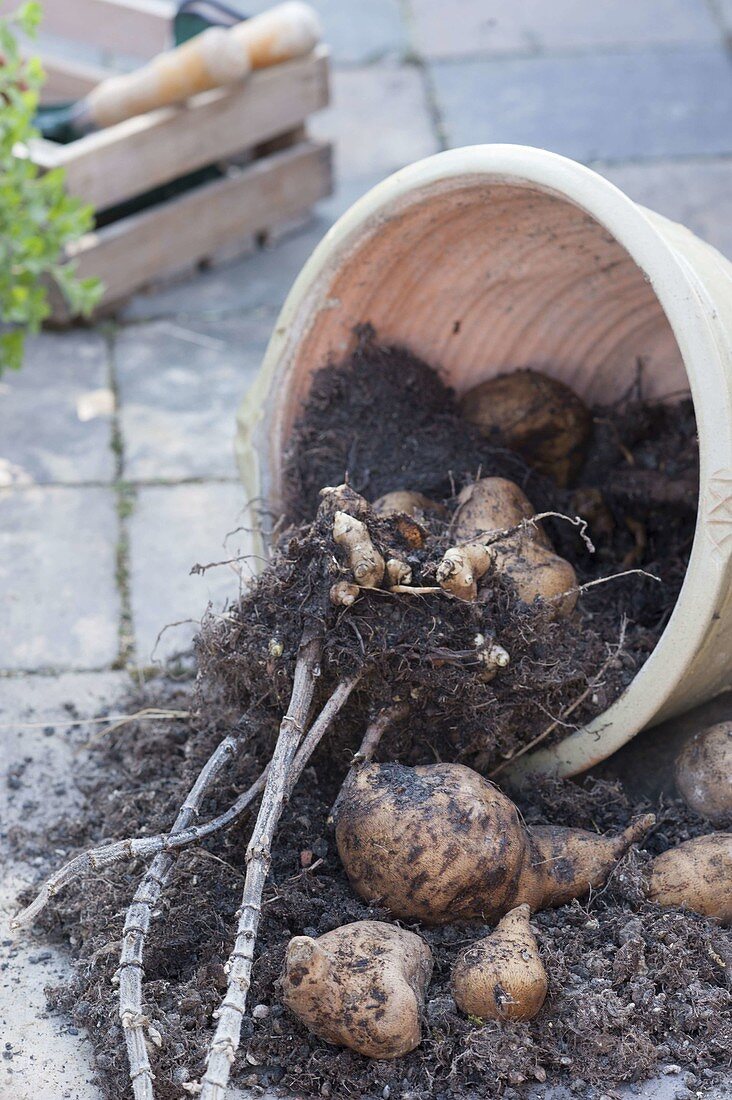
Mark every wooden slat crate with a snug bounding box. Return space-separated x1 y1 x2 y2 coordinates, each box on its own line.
16 0 332 317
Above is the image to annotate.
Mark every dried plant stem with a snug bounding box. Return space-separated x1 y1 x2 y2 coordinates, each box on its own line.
13 672 360 928
14 736 247 930
117 732 240 1100
353 702 409 763
200 651 361 1100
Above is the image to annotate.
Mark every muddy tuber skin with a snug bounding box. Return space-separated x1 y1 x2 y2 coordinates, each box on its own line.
648 833 732 924
451 904 547 1021
373 490 447 520
458 368 592 486
437 478 578 614
333 510 385 589
280 920 433 1058
674 722 732 824
333 762 654 925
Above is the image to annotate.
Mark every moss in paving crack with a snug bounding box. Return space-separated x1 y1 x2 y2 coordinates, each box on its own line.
113 482 135 668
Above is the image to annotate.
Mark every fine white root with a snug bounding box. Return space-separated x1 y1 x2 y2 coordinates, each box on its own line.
333 510 385 589
117 733 240 1100
199 645 361 1100
389 584 442 596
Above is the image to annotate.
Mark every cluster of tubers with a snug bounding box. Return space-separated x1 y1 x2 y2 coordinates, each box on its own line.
436 477 578 612
202 372 732 1063
17 365 730 1091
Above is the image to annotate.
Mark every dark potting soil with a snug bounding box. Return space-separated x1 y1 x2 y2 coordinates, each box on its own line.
12 329 723 1099
15 689 730 1100
283 327 699 757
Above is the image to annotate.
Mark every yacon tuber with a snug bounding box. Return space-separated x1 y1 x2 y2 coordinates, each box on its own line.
459 368 592 486
674 722 732 824
333 509 385 589
437 477 578 615
280 920 433 1058
333 761 653 924
373 490 447 520
451 904 547 1021
648 833 732 924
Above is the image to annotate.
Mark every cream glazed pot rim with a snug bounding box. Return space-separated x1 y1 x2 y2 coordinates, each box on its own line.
239 144 732 777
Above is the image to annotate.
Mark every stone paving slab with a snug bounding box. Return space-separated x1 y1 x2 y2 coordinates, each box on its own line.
408 0 721 59
119 176 385 321
311 63 438 183
0 331 114 488
244 0 407 63
116 314 272 481
129 481 248 664
600 156 732 260
0 671 128 1100
715 0 732 35
430 46 732 162
0 487 120 671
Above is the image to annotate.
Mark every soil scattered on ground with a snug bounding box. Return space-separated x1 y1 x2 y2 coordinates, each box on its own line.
12 691 729 1100
11 329 726 1100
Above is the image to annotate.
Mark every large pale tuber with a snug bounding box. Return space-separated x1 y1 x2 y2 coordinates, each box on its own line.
648 833 732 923
674 722 732 824
334 761 653 924
459 369 592 486
373 490 447 520
451 904 547 1020
437 478 578 614
333 510 385 589
281 920 433 1059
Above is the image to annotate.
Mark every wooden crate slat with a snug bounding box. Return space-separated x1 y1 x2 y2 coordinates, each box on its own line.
27 0 173 59
56 139 331 315
49 49 330 213
36 52 114 101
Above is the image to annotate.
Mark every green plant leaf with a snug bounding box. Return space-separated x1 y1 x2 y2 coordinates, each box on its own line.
0 3 104 374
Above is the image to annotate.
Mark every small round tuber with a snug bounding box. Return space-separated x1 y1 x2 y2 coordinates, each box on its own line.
459 369 592 486
330 580 360 607
333 510 385 589
385 555 413 587
373 490 447 520
333 761 653 924
674 721 732 824
647 833 732 924
436 542 493 601
280 920 433 1059
438 478 578 615
451 904 547 1021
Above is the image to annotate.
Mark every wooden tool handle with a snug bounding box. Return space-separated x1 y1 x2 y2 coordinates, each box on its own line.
83 1 321 129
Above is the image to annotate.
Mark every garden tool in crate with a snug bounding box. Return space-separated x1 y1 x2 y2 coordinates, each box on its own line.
36 0 321 142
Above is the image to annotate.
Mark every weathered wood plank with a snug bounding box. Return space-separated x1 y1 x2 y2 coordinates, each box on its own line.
46 48 330 212
51 139 332 318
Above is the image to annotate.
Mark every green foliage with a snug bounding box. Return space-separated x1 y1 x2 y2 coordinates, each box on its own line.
0 2 102 372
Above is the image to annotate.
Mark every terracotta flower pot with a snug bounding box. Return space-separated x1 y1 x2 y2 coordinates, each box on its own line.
236 144 732 778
